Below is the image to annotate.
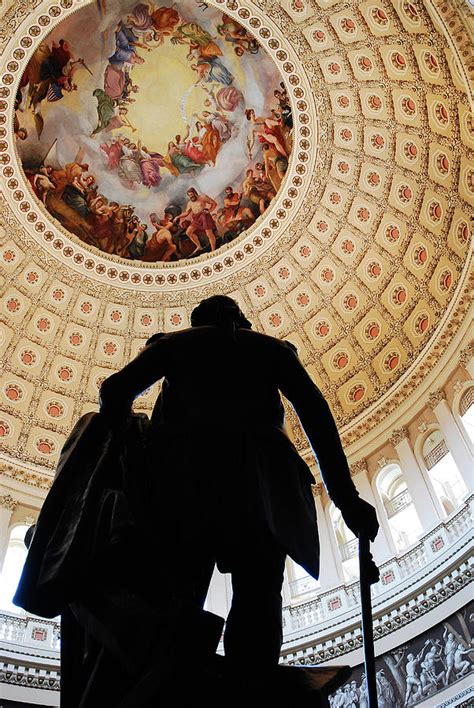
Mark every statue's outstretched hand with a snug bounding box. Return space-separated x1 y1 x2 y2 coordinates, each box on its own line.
341 497 379 542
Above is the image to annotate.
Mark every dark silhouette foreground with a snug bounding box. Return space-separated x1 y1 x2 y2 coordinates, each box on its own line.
14 296 378 706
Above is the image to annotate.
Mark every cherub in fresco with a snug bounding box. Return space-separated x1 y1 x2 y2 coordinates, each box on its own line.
175 187 218 253
217 13 259 55
245 108 288 160
26 40 90 138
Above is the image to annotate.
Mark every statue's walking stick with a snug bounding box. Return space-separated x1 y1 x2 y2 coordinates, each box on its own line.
359 531 380 707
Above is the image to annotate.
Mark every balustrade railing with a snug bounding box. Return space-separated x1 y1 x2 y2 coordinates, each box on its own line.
384 488 412 518
0 497 472 658
284 495 472 634
0 612 60 652
339 537 358 561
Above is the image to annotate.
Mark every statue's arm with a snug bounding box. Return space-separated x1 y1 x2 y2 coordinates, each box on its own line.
99 334 166 417
276 342 357 508
276 343 379 540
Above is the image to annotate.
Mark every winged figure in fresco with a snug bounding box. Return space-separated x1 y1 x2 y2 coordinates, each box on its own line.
24 40 92 139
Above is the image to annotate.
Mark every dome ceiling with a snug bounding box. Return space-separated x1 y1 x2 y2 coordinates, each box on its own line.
0 0 472 475
15 0 291 261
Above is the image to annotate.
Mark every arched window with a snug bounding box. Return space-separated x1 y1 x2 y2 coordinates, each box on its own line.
422 430 467 514
286 558 320 598
376 464 423 553
329 504 358 582
459 387 474 444
0 524 29 613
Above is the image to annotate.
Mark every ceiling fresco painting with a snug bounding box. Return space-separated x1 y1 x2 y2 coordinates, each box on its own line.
15 0 292 261
0 0 472 478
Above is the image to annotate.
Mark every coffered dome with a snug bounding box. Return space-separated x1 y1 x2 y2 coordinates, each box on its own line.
0 0 472 477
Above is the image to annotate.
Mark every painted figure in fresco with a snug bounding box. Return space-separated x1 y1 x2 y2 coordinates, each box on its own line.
25 40 87 138
175 187 218 252
29 166 56 205
126 3 180 44
218 186 254 227
217 13 259 55
100 136 128 170
274 85 293 130
164 140 204 176
137 141 164 188
190 53 234 86
125 215 148 259
245 108 288 160
118 143 144 187
91 90 137 136
108 22 149 65
142 211 177 261
261 142 288 192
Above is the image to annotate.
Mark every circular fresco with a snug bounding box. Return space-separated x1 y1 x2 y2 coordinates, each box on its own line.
15 0 292 262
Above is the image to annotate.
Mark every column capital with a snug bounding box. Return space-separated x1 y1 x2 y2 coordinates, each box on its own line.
350 458 368 476
0 494 17 511
459 344 473 369
427 388 447 409
389 427 409 447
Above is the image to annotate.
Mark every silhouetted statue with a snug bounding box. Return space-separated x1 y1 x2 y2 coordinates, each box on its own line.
14 295 378 706
99 296 378 658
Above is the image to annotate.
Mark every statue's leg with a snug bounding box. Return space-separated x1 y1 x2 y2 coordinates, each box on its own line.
224 527 286 667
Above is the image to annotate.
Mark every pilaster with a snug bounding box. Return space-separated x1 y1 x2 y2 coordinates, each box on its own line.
389 428 441 529
0 493 18 573
428 389 473 491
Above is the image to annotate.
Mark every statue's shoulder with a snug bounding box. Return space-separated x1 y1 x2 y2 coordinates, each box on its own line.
239 329 298 355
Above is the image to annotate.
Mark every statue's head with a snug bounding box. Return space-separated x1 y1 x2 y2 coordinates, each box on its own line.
191 295 252 332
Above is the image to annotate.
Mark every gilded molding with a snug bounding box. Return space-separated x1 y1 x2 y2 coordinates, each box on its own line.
428 388 448 409
389 427 409 447
0 493 17 511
